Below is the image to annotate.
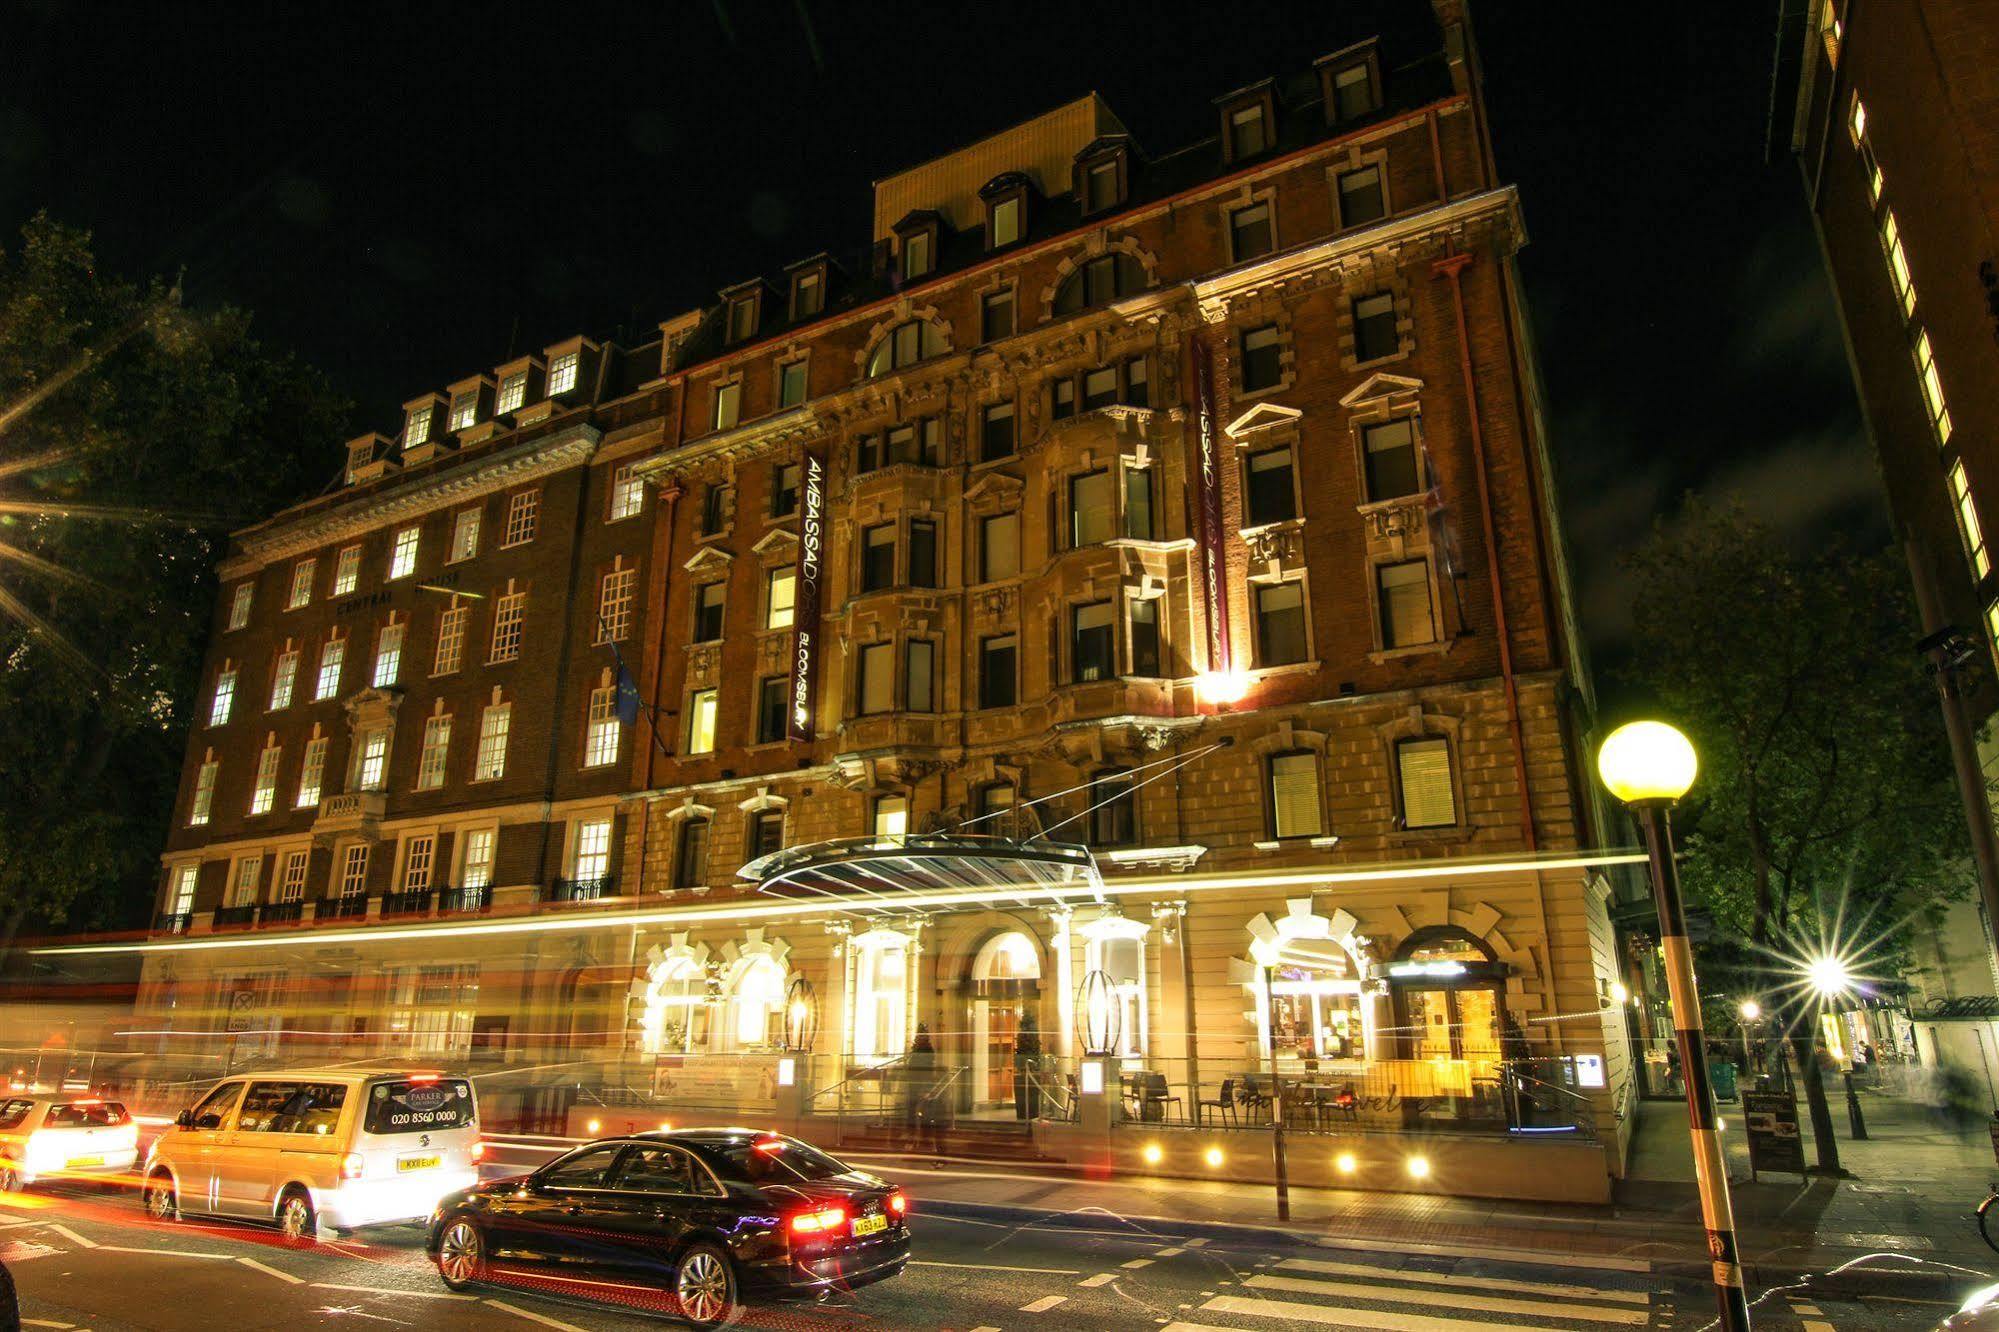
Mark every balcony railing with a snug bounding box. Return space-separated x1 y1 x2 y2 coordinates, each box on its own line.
316 894 368 921
153 912 193 936
258 901 304 927
381 888 434 917
212 904 257 929
547 875 614 903
439 883 493 914
312 790 386 837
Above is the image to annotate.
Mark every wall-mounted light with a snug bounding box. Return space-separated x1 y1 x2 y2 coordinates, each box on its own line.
1077 969 1121 1057
782 976 820 1053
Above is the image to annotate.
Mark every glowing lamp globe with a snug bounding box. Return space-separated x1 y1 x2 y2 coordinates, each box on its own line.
1196 669 1250 705
1808 955 1852 998
1597 721 1698 805
1738 1000 1761 1022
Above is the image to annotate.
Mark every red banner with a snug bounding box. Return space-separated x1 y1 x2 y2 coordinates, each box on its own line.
1188 333 1232 678
787 451 827 741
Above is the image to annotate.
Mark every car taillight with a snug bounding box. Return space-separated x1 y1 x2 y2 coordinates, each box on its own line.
789 1206 846 1236
341 1152 365 1180
888 1191 908 1217
469 1141 485 1162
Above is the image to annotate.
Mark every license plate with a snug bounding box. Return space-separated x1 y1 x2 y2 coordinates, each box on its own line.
852 1212 887 1237
398 1154 440 1173
65 1156 103 1168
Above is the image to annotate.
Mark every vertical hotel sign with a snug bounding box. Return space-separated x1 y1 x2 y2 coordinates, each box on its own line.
787 451 827 740
1188 333 1232 678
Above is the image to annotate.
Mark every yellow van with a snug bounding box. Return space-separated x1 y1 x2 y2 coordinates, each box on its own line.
143 1068 481 1238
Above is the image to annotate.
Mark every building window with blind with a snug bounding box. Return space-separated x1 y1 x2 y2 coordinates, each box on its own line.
609 464 645 522
1082 365 1119 411
1254 581 1309 666
861 524 896 592
857 642 894 716
474 704 510 781
1267 750 1324 839
980 634 1017 709
1226 100 1270 159
777 359 808 409
1245 447 1297 526
228 582 254 630
1377 561 1437 649
209 668 236 726
1124 467 1155 539
355 729 389 791
687 688 718 754
597 566 635 642
584 685 620 768
277 850 308 903
1071 470 1114 546
334 545 361 595
1229 199 1274 262
250 742 280 815
1353 293 1397 364
982 289 1015 342
372 621 404 687
489 591 525 662
268 649 298 711
433 605 467 675
1323 49 1381 123
1087 768 1136 846
1072 602 1115 681
765 567 796 629
1952 461 1991 579
296 737 327 808
190 759 218 825
772 461 801 517
756 676 787 743
980 513 1019 581
906 639 935 713
417 714 451 790
673 817 709 890
1362 418 1420 501
1239 325 1282 392
388 527 419 581
1130 599 1161 676
503 489 539 547
748 809 784 860
693 581 725 641
1337 164 1386 227
1397 737 1456 829
339 844 370 897
459 828 495 890
315 637 345 700
981 401 1015 461
288 558 316 609
402 833 436 892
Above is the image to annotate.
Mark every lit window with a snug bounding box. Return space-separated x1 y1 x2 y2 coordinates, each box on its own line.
489 591 525 662
333 545 360 596
339 844 369 898
1230 200 1274 261
980 512 1019 581
1363 418 1420 501
712 381 741 431
694 582 725 641
209 669 237 726
268 649 298 710
1072 601 1115 681
858 642 894 715
990 195 1022 247
547 352 580 396
296 737 327 808
1353 292 1397 363
495 372 527 415
315 637 345 699
278 850 308 903
1338 164 1386 226
388 527 419 580
765 567 796 630
1952 460 1990 578
1378 561 1437 649
503 490 539 547
460 829 495 890
402 834 435 892
687 688 718 754
1398 737 1456 828
674 817 709 890
249 742 280 815
1240 325 1282 392
584 685 621 768
450 508 481 562
228 583 253 630
1228 102 1268 158
1821 0 1842 63
372 622 404 688
980 634 1017 709
1268 751 1323 839
168 863 198 915
1848 94 1867 146
1914 329 1953 443
355 728 389 791
1071 470 1114 546
228 857 260 908
873 794 909 841
1880 209 1916 320
418 714 451 790
791 268 824 320
406 407 431 448
449 393 478 432
190 759 218 826
1329 59 1378 122
851 933 909 1062
573 818 613 882
982 289 1016 342
1254 581 1309 666
598 566 636 643
901 230 932 280
474 705 511 781
778 360 808 409
1246 447 1297 526
433 605 467 675
906 639 935 712
287 559 315 609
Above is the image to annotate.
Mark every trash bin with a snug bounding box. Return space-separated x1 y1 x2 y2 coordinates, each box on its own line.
1712 1059 1739 1103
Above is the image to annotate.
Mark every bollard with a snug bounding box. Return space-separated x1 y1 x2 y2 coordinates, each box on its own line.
1843 1071 1869 1141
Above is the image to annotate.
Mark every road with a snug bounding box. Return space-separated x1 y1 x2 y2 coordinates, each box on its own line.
0 1163 1963 1331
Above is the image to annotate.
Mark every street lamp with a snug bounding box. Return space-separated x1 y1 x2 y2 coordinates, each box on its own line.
1599 720 1750 1331
1738 1000 1762 1083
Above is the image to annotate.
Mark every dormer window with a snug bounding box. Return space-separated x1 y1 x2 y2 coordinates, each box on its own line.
405 407 432 448
1217 84 1276 163
902 230 933 281
496 372 527 415
723 286 762 346
448 392 478 432
548 352 580 396
789 261 826 320
1074 138 1130 215
1318 42 1382 124
979 172 1033 250
990 195 1021 247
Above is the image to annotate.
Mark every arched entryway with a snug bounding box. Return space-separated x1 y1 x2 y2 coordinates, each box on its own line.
1388 926 1508 1067
968 930 1040 1114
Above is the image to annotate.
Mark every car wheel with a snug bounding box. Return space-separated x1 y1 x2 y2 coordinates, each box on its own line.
278 1187 317 1243
0 1162 20 1193
144 1172 178 1222
436 1216 485 1291
673 1242 741 1328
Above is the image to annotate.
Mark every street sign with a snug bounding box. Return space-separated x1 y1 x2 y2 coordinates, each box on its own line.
1743 1088 1806 1178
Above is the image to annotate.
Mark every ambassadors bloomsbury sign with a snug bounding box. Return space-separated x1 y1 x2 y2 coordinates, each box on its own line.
787 451 827 741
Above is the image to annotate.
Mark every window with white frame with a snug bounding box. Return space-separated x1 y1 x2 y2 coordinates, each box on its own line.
209 668 236 726
851 933 909 1063
286 560 316 609
387 527 419 580
503 489 539 547
547 352 579 396
355 728 389 791
572 817 613 884
459 828 496 890
1916 329 1952 443
448 393 478 432
873 793 908 841
1952 460 1990 579
496 371 527 415
1397 736 1455 829
277 850 308 903
228 856 261 907
584 685 620 767
434 605 467 675
489 591 525 662
315 637 345 699
268 649 298 710
712 381 741 431
687 688 718 754
417 714 451 790
765 566 796 629
339 843 369 897
729 954 786 1049
169 864 198 915
296 737 327 808
372 621 404 687
597 566 635 642
405 407 431 448
333 545 361 596
190 759 218 826
228 583 253 630
402 833 436 891
450 508 481 563
1267 750 1324 839
475 704 510 781
1377 561 1436 649
609 463 645 521
250 742 280 815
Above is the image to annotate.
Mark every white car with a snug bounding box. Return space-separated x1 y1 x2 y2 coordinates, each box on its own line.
1942 1282 1999 1330
0 1095 140 1191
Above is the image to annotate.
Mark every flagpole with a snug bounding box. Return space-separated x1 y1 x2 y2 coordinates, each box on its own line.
597 614 678 768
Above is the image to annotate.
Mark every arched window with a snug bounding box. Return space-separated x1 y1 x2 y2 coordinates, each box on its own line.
865 320 946 378
1087 768 1136 847
1052 252 1147 315
850 931 910 1063
640 954 709 1055
974 930 1040 983
729 954 787 1050
1390 927 1502 1066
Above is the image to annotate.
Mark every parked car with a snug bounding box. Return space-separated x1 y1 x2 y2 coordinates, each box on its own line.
427 1128 910 1328
1942 1282 1999 1330
0 1094 139 1191
144 1067 481 1239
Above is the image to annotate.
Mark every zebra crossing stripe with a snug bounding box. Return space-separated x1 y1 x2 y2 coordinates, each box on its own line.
1244 1273 1648 1326
1274 1257 1650 1306
1198 1294 1578 1332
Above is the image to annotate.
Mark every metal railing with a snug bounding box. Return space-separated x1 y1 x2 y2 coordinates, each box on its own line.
257 901 303 927
439 883 492 913
212 904 256 929
381 888 434 917
316 894 367 920
548 875 614 903
153 912 193 936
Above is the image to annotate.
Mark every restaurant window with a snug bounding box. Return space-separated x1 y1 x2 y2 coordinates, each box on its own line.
1378 560 1437 649
1124 467 1155 539
686 688 718 755
1229 200 1274 262
1072 602 1115 682
673 817 709 891
756 676 787 743
981 401 1016 461
711 381 741 432
1254 581 1309 666
1353 292 1397 364
777 359 808 409
873 793 909 841
1227 101 1270 159
729 954 785 1049
1240 325 1282 393
857 642 894 715
790 266 824 320
905 639 935 713
980 634 1017 709
1245 447 1297 526
1070 470 1114 546
694 582 725 642
851 934 909 1063
1129 599 1161 676
765 566 796 630
1397 737 1456 829
748 809 785 861
1267 750 1323 839
1087 768 1136 847
771 461 801 517
1338 164 1386 227
981 289 1016 342
1392 929 1501 1063
909 519 938 588
1362 418 1420 501
861 524 896 592
1052 252 1145 315
1088 930 1147 1059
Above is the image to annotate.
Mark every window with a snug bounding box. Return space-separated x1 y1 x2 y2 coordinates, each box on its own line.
355 729 389 791
1082 156 1122 212
475 704 510 780
777 359 808 409
460 829 495 890
1363 418 1420 501
229 856 261 907
503 489 539 547
496 371 527 415
1953 461 1991 579
770 461 801 518
296 737 326 808
333 545 361 596
572 818 612 883
339 844 370 897
405 407 431 448
1051 377 1076 420
287 559 315 610
791 267 824 320
372 622 404 687
855 432 885 475
268 650 298 710
1880 209 1916 320
747 809 784 862
609 464 645 521
763 566 796 630
700 481 729 535
851 933 909 1062
858 642 894 715
1125 467 1155 539
1353 292 1397 363
1820 0 1842 62
980 513 1019 581
861 524 896 592
1848 93 1868 145
210 668 237 726
909 519 937 588
982 289 1015 342
1398 738 1455 829
547 351 580 396
584 685 620 768
1230 200 1274 261
865 319 944 377
383 527 417 581
228 583 253 630
190 759 217 825
1130 599 1161 676
906 639 935 712
1254 581 1309 666
489 591 525 662
1328 58 1379 122
1915 329 1952 444
1338 165 1386 226
980 634 1017 709
1377 561 1436 649
673 818 709 890
712 380 741 431
694 582 725 641
1228 102 1269 159
873 794 909 841
1052 252 1145 314
449 393 478 432
726 295 757 345
966 402 1013 464
1246 447 1297 525
1083 365 1119 411
418 714 451 790
598 567 636 643
278 851 308 903
1268 751 1323 839
756 676 788 743
687 688 718 754
1240 325 1282 392
1124 355 1150 407
1072 602 1115 681
901 229 932 280
433 605 467 675
315 637 344 700
449 508 481 563
1087 768 1135 846
989 194 1022 248
1071 470 1114 546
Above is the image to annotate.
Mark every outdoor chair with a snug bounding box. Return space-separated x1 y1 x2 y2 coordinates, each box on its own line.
1197 1077 1237 1126
1140 1071 1183 1122
1238 1075 1272 1120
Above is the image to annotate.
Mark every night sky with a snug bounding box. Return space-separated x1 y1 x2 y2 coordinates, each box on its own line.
0 1 1882 677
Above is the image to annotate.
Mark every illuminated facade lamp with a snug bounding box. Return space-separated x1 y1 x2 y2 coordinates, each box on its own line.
781 976 820 1053
1196 668 1250 706
1077 968 1122 1058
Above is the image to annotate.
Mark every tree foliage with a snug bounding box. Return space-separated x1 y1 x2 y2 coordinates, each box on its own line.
0 215 348 939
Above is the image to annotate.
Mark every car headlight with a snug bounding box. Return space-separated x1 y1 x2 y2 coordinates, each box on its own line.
1961 1282 1999 1314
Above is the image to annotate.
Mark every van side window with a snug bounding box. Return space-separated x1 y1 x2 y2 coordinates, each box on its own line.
189 1081 243 1129
238 1081 300 1133
239 1081 348 1134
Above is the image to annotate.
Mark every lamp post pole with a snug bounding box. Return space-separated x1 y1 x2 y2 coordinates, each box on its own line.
1262 963 1290 1223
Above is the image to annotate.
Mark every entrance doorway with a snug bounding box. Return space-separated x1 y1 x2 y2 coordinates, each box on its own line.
969 931 1040 1116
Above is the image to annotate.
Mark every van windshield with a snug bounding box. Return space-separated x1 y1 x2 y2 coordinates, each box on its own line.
362 1079 474 1135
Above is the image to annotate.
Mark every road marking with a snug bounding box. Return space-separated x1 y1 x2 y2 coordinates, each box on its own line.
1079 1273 1119 1287
311 1282 480 1301
1793 1307 1824 1317
484 1298 589 1330
240 1255 305 1283
1122 1257 1154 1269
1019 1295 1069 1313
1800 1322 1834 1332
910 1259 1081 1275
1184 1237 1209 1248
44 1224 97 1249
1310 1232 1648 1273
1275 1257 1650 1305
1200 1295 1577 1331
1155 1245 1185 1257
21 1320 76 1329
970 1327 1002 1332
98 1244 235 1260
1244 1273 1646 1326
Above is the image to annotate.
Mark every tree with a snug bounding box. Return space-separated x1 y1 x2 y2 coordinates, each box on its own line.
0 215 349 941
1623 499 1966 1171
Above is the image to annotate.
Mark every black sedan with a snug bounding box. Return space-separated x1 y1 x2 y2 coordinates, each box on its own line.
426 1128 910 1327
